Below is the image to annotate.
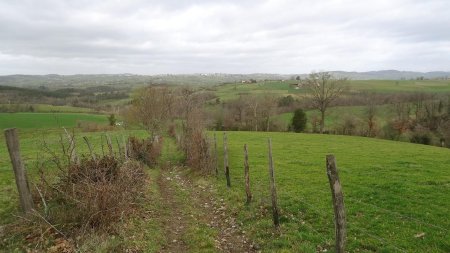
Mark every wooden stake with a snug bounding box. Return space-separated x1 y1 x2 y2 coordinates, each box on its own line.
63 127 78 164
214 132 218 177
122 135 128 159
128 138 133 158
105 133 113 156
100 135 105 156
115 136 122 158
244 144 252 204
326 155 346 253
83 136 96 161
4 128 34 213
223 132 231 187
268 138 279 227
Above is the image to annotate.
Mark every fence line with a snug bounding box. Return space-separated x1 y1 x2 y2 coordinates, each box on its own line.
347 196 449 232
292 184 448 233
347 223 408 253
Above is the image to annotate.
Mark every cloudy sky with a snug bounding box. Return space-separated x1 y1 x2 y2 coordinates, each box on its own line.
0 0 449 75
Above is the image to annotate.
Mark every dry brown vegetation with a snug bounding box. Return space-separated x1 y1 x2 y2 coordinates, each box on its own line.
1 132 162 252
128 136 163 166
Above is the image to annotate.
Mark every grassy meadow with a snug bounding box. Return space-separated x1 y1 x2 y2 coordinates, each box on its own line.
213 79 450 101
0 112 108 129
211 131 450 252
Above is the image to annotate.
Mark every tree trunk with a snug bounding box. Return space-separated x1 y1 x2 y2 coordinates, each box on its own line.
320 110 325 134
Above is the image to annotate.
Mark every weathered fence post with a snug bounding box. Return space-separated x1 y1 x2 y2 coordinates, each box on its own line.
115 136 122 158
244 144 252 204
122 135 128 159
100 135 105 156
4 128 34 213
326 154 346 253
83 136 96 161
223 132 231 187
128 138 133 158
268 138 280 227
63 127 78 164
105 133 113 156
214 132 218 177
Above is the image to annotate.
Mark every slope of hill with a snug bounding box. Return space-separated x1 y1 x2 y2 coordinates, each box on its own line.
1 71 449 88
212 131 450 252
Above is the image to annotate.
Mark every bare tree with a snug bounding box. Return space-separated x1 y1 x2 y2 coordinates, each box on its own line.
260 94 278 132
303 72 347 133
126 86 175 137
363 92 378 137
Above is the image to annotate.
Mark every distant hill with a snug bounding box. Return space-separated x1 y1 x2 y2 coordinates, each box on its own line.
329 70 450 80
0 70 449 88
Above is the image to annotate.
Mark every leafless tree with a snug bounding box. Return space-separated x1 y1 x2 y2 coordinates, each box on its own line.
303 72 347 133
363 92 378 137
260 94 278 132
126 86 176 137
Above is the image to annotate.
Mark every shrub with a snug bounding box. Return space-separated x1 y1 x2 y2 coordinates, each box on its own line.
56 157 146 228
128 136 163 166
108 114 117 126
410 125 433 145
291 109 307 132
6 155 148 251
179 109 214 174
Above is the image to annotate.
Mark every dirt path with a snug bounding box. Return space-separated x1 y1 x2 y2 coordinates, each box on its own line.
157 169 189 252
156 165 256 253
153 138 257 252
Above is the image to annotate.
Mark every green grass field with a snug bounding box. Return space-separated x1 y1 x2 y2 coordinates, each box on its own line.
0 112 108 129
213 80 450 101
1 111 449 252
211 131 450 252
31 104 95 113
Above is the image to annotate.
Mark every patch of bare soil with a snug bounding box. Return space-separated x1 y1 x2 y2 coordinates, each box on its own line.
162 166 258 253
156 170 189 253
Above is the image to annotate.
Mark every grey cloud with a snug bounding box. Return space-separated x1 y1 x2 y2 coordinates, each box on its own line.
0 0 449 74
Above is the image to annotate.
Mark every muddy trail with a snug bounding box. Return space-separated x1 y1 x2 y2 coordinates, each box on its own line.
155 166 257 253
154 139 257 252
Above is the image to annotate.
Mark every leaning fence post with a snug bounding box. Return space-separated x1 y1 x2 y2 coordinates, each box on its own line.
122 135 128 159
63 127 78 164
83 136 96 161
115 136 122 158
128 138 133 159
268 138 280 227
105 133 113 156
4 128 34 213
223 132 231 187
244 144 252 204
326 155 346 253
214 132 218 177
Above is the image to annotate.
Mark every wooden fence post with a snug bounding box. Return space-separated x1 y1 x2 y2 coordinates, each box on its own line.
268 138 280 227
122 135 128 159
115 137 122 158
128 138 133 158
4 128 34 213
214 132 218 177
63 127 78 164
105 133 113 156
326 154 346 253
83 136 96 161
223 132 231 187
244 144 252 204
100 135 105 156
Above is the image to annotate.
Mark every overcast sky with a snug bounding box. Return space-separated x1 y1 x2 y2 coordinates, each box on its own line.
0 0 449 75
